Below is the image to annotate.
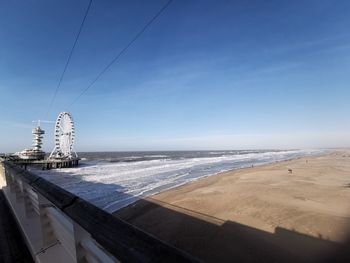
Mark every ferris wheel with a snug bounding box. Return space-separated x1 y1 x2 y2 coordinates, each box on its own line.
50 112 77 159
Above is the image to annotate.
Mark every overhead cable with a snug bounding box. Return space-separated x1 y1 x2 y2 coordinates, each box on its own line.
68 0 173 108
46 0 93 117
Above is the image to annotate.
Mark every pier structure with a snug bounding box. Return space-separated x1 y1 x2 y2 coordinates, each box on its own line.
0 158 198 263
10 158 80 170
9 112 80 169
14 125 46 161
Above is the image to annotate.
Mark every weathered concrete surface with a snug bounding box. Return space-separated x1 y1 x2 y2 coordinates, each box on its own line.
0 190 33 263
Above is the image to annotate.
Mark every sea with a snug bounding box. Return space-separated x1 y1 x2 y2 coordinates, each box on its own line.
34 149 325 213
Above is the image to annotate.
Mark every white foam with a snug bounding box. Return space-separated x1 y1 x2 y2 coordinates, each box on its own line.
35 149 324 213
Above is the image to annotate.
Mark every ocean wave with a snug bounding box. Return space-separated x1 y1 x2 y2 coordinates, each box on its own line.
35 149 325 213
143 155 169 158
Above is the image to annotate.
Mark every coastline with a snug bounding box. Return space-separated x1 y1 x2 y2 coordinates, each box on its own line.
137 150 328 200
114 150 350 262
36 149 322 213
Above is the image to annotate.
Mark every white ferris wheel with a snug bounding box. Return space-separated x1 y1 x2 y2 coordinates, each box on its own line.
50 112 77 159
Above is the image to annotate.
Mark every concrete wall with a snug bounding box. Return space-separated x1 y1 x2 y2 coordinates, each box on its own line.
0 159 197 263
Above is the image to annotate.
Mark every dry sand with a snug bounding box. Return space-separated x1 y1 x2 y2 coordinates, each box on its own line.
114 151 350 262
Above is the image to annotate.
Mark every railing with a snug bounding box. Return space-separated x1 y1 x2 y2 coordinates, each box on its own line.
0 159 198 263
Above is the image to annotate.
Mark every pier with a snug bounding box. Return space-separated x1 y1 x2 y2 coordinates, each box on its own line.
1 155 80 170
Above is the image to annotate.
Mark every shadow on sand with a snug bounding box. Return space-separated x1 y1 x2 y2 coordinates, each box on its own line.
115 197 350 263
35 168 350 263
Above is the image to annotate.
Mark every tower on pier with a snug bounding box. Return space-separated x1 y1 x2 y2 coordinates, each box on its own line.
14 123 46 160
31 126 45 159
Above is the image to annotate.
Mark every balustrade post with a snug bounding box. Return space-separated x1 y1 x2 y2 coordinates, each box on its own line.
0 160 6 188
73 222 90 263
23 187 35 218
38 194 57 247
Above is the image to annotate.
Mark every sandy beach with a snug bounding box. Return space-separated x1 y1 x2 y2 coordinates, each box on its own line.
115 150 350 262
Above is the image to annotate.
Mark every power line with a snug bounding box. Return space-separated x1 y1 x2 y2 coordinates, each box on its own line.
68 0 173 108
46 0 93 117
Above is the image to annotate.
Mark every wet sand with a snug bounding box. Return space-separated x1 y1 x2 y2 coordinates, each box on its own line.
114 151 350 262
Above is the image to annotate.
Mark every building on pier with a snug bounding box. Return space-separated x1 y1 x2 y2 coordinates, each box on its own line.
14 125 45 161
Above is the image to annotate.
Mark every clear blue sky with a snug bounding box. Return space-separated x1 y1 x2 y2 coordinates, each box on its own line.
1 0 350 152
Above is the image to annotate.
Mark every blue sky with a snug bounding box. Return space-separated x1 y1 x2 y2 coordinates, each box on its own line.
1 0 350 152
